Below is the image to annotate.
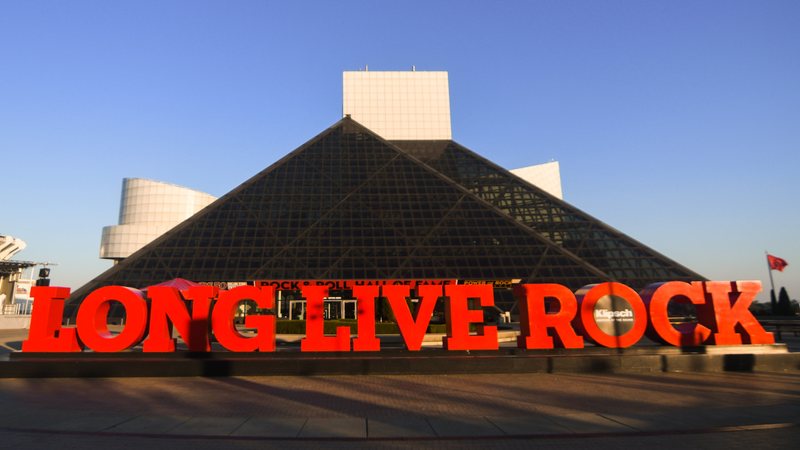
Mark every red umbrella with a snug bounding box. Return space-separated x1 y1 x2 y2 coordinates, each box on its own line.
143 278 201 293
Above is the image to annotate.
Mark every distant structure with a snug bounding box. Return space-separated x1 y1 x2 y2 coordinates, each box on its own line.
69 70 704 319
0 235 35 315
343 70 452 140
344 69 561 197
100 178 217 262
100 70 561 263
70 113 703 318
511 161 563 200
0 235 26 260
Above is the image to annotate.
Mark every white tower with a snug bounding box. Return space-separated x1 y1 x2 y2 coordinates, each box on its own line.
343 70 452 140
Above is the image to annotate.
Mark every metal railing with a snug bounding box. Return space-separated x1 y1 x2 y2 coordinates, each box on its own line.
1 301 32 316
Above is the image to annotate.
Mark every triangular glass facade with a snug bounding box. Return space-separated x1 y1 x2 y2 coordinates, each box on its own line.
393 140 704 287
68 118 702 307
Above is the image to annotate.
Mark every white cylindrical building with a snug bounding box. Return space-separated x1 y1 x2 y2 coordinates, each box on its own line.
100 178 217 261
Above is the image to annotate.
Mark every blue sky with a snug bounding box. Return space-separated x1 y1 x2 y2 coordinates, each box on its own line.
2 1 798 302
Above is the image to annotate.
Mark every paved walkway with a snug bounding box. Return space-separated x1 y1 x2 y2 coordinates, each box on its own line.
0 371 798 448
2 328 799 447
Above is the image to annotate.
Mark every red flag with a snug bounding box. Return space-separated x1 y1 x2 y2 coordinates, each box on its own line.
767 254 788 272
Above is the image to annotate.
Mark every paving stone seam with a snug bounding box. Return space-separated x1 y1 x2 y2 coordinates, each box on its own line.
97 415 139 433
595 413 641 431
478 416 510 436
227 417 249 436
0 421 796 442
424 418 438 437
294 418 309 438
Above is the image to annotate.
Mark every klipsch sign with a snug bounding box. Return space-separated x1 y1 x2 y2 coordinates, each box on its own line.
22 280 774 353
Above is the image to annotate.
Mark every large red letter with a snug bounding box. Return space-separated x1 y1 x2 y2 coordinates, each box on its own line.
443 284 498 350
76 286 148 352
699 281 774 345
384 285 440 351
515 284 584 349
212 285 275 352
575 282 647 348
143 286 212 352
22 286 81 352
352 285 380 351
300 285 350 352
641 282 711 347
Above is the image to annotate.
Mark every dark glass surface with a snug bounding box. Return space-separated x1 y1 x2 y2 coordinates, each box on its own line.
68 118 702 308
393 140 704 288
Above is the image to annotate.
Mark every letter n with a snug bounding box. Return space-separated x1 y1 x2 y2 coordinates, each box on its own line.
143 286 213 352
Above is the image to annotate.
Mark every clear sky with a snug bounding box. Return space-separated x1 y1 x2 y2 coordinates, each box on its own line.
2 1 798 302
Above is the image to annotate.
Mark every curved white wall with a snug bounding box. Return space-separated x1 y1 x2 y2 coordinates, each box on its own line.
100 178 217 260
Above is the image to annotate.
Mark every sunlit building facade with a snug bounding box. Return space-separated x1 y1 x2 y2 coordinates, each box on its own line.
100 178 216 261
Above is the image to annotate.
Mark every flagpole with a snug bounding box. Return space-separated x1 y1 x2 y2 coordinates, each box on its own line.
766 250 777 300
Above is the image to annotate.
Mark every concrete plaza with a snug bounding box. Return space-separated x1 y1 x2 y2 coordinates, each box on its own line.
0 370 798 448
1 328 799 448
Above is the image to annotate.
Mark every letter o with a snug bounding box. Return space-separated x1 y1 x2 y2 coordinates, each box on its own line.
77 286 148 352
575 282 647 348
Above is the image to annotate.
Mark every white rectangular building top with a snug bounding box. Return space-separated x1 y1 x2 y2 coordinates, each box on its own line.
343 70 452 140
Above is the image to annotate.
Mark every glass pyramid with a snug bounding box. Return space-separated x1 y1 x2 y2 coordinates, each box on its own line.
67 117 702 309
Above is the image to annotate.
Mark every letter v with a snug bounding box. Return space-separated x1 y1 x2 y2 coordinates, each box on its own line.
383 285 441 351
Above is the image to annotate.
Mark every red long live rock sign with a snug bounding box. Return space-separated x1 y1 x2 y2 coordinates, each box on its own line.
22 280 774 353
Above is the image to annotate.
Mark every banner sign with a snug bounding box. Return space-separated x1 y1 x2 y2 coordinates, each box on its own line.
255 279 456 291
21 280 774 353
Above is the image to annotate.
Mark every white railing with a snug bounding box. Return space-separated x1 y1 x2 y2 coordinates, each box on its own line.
1 302 32 316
